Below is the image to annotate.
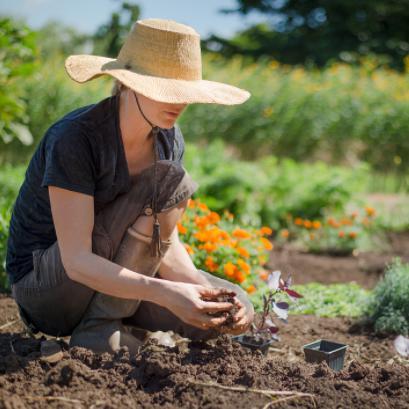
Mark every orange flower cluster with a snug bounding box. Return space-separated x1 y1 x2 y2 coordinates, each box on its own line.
180 197 271 287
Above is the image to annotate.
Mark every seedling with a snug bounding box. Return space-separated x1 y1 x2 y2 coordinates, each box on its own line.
234 271 303 354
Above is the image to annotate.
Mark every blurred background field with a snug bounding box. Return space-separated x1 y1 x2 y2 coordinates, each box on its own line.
0 0 408 326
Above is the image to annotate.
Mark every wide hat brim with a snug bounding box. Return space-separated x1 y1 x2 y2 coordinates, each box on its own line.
65 55 251 105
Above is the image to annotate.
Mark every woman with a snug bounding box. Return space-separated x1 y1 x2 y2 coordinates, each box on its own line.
6 18 254 354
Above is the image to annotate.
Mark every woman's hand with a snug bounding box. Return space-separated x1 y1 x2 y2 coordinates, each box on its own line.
160 281 236 330
218 297 254 336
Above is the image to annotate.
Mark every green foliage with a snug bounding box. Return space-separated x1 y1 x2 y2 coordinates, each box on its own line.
249 282 370 317
0 164 25 290
185 139 368 229
212 0 409 69
0 18 38 149
24 56 108 154
365 258 409 336
179 55 409 181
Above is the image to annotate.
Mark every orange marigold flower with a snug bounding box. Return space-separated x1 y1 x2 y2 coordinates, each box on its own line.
177 222 187 235
188 199 196 208
365 206 376 217
303 220 312 229
184 243 194 255
338 231 345 238
198 202 209 212
260 237 273 251
259 270 268 281
193 230 207 242
207 211 220 225
294 217 303 226
223 262 236 278
205 256 218 273
237 258 251 274
328 218 340 228
280 229 290 239
340 218 352 226
235 270 246 283
246 285 256 294
232 228 251 239
237 247 250 258
312 221 322 229
258 255 267 264
348 232 358 239
202 242 217 252
194 215 209 230
260 226 273 236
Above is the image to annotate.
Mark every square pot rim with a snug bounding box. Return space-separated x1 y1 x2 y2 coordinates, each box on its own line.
303 339 348 355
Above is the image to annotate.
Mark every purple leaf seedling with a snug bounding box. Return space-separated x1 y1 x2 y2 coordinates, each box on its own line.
250 270 303 343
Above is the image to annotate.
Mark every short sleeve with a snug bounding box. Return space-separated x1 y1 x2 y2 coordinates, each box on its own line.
41 121 96 196
173 124 185 165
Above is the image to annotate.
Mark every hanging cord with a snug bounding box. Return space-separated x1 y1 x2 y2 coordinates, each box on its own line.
133 92 162 257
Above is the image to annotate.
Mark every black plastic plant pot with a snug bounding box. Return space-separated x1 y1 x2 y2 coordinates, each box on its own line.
232 335 274 356
303 339 348 372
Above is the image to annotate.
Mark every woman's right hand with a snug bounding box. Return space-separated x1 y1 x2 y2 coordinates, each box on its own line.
160 281 236 330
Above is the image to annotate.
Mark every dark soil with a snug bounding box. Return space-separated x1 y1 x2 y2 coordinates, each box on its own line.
1 231 408 408
1 296 408 408
266 231 409 289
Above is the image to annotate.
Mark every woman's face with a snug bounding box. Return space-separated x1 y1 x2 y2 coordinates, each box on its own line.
135 91 188 129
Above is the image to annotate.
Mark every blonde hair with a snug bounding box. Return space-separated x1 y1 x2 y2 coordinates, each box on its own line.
111 79 128 96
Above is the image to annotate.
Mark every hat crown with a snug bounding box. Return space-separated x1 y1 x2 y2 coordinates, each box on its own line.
117 19 202 81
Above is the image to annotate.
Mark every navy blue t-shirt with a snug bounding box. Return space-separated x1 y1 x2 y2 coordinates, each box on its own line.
6 94 185 285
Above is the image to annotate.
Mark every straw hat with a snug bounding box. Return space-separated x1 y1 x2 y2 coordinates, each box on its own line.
65 18 250 105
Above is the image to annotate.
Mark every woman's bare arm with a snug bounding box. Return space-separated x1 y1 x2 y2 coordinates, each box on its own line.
158 227 212 285
48 186 165 303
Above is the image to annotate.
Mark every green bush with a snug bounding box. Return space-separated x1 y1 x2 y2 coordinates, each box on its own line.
365 258 409 336
0 164 25 290
0 18 38 158
185 139 369 230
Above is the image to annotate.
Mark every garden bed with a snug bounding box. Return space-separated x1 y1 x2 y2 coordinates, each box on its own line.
1 296 408 409
1 231 408 408
267 231 409 289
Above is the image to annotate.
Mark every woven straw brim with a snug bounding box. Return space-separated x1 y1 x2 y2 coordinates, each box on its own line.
65 55 251 105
